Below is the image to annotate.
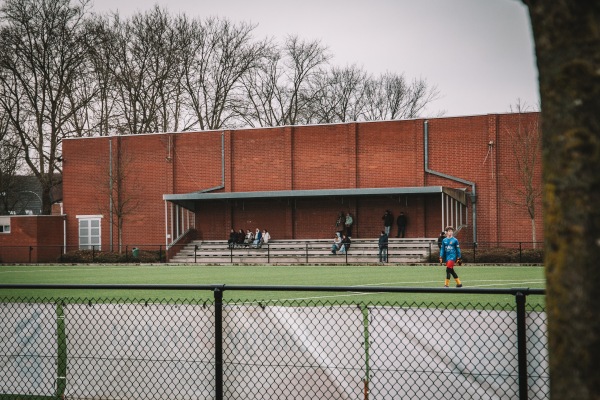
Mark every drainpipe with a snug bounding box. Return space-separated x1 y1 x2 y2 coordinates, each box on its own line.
109 139 113 252
164 132 226 249
424 120 477 243
61 203 66 254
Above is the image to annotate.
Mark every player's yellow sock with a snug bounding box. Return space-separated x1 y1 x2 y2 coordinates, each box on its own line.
455 278 462 286
444 279 450 287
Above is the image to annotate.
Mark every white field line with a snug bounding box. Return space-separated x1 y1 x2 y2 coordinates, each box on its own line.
236 279 546 304
350 279 545 287
0 264 196 274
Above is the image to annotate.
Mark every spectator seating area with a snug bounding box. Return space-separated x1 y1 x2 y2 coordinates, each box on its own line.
170 238 438 264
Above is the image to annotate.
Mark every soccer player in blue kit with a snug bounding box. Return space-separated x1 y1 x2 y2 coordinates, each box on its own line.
439 226 463 288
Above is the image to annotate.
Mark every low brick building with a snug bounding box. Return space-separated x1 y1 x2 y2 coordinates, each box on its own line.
0 215 66 263
58 113 542 255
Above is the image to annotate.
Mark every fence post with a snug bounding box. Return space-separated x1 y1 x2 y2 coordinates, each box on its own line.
515 291 529 400
473 242 477 263
305 242 308 264
213 287 224 400
194 245 198 263
519 242 523 264
92 245 95 262
29 246 33 263
267 243 270 264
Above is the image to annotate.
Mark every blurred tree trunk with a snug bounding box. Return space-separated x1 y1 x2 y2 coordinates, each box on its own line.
523 1 600 398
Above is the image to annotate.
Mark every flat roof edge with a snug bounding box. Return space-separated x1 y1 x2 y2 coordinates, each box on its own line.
163 186 444 201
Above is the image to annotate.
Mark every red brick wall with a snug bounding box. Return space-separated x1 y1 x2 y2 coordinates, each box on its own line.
230 128 292 192
292 124 357 190
357 120 424 188
495 113 544 247
62 113 543 247
0 215 65 262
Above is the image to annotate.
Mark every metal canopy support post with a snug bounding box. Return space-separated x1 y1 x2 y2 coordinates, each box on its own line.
164 201 169 248
175 205 179 240
441 193 445 231
170 203 174 247
450 196 455 228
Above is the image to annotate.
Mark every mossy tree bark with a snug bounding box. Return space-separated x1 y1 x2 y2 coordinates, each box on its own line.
523 1 600 398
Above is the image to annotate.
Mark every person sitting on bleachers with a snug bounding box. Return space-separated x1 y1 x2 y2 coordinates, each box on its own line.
244 229 254 247
252 228 263 248
331 234 342 254
339 234 351 254
227 229 237 249
262 229 271 246
236 229 246 247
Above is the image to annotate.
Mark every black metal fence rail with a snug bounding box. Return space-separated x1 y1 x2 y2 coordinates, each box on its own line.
0 284 547 400
462 241 544 264
191 241 544 264
187 240 433 265
0 244 167 264
0 241 544 264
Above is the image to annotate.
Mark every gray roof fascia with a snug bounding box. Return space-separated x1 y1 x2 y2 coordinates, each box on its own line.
163 186 444 203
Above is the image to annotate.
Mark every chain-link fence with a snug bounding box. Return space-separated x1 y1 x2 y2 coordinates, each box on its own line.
0 285 547 400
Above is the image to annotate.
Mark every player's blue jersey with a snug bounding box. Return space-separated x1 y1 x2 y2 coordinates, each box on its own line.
440 237 461 262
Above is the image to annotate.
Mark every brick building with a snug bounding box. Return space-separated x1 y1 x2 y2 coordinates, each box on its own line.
0 215 65 263
58 112 542 255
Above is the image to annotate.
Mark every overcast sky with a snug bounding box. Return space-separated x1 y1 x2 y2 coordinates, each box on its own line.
90 0 540 118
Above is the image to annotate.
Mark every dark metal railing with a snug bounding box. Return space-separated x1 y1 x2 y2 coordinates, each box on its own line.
0 241 544 264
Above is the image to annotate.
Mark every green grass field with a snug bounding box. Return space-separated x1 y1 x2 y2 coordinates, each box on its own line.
0 264 546 308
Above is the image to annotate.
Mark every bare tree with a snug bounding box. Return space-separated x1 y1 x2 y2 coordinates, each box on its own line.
505 100 542 247
103 6 184 134
240 35 331 127
0 0 94 214
180 17 270 130
93 138 142 252
308 64 368 123
281 36 331 125
363 72 439 121
523 1 600 398
82 15 122 136
238 49 283 127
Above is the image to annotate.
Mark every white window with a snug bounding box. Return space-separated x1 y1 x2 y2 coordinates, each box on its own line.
0 216 10 233
77 215 102 250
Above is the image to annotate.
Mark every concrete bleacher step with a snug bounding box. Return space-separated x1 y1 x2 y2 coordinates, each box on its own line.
169 238 437 264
